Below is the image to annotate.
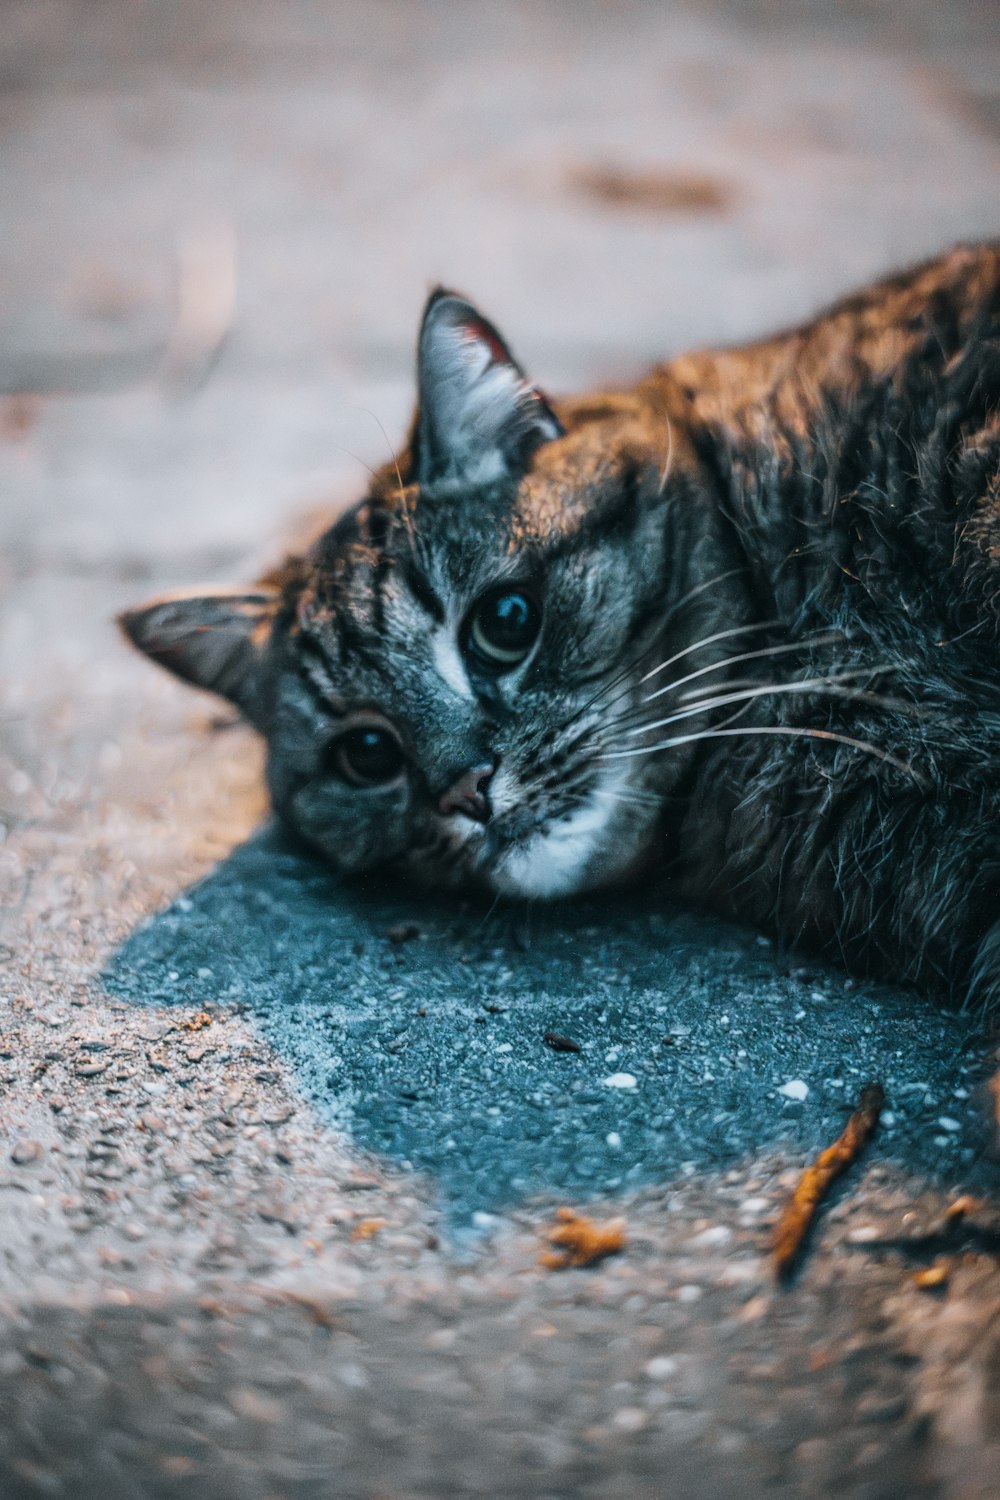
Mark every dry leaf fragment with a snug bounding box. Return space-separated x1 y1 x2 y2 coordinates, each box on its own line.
912 1261 950 1291
350 1217 386 1242
540 1207 626 1269
543 1031 582 1054
772 1082 885 1281
180 1012 213 1032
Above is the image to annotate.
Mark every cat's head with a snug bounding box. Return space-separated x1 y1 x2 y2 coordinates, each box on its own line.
122 291 704 897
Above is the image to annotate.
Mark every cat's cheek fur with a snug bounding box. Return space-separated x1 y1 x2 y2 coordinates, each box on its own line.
282 783 412 874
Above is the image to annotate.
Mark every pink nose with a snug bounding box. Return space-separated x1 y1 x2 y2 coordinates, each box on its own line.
438 762 495 824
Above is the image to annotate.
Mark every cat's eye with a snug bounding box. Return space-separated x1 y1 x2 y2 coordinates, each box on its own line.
466 587 541 672
327 725 406 788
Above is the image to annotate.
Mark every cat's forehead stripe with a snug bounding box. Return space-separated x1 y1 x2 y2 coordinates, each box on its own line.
431 630 474 702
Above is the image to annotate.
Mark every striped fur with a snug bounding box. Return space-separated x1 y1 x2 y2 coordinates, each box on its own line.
122 246 1000 1008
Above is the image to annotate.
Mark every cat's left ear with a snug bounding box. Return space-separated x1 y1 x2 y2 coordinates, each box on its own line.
416 289 564 486
118 587 281 729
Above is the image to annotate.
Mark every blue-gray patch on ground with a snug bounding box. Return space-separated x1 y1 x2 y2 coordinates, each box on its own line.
105 828 993 1220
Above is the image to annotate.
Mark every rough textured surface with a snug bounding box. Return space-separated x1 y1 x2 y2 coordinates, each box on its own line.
3 2 1000 1496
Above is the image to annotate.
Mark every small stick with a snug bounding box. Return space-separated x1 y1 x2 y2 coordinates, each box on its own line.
772 1082 885 1281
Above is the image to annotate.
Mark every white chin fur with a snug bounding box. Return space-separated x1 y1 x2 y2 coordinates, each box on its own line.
490 795 631 900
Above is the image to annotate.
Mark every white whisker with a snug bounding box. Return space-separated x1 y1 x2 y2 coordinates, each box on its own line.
657 414 674 496
639 621 780 687
626 671 901 741
598 724 917 777
659 568 751 630
643 632 845 705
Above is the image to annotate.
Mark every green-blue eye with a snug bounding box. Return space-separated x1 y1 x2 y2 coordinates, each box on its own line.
467 588 541 671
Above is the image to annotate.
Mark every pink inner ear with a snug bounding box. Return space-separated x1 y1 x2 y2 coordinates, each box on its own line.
461 317 511 369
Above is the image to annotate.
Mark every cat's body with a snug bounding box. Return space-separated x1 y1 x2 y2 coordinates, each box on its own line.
123 243 1000 1008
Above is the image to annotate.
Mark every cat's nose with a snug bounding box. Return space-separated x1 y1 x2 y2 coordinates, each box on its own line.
438 761 496 824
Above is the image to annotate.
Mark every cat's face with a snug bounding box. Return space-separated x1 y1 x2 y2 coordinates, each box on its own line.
122 292 700 898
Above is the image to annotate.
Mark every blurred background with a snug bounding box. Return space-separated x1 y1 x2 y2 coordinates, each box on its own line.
2 0 999 585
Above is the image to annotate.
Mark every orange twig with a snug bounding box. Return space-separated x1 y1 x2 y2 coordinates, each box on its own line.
772 1082 885 1281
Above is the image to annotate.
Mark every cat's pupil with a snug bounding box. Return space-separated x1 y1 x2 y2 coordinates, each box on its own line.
468 588 540 670
330 726 404 787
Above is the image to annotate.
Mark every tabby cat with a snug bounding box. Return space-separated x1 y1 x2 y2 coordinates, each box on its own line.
122 243 1000 1010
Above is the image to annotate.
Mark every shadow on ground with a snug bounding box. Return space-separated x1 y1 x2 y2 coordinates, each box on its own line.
105 828 992 1220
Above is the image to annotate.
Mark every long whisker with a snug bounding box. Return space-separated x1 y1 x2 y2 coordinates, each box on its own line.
621 672 908 741
658 567 753 630
591 788 665 811
639 620 780 687
562 617 782 745
598 724 917 776
657 414 674 496
558 571 766 737
643 632 846 705
362 405 424 567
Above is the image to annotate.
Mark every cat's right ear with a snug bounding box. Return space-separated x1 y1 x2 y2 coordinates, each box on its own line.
415 288 563 486
118 587 281 728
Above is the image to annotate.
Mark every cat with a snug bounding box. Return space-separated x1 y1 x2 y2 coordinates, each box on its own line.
121 242 1000 1011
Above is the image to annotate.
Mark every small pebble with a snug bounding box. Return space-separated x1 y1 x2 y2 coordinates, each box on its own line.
611 1407 647 1433
261 1107 294 1126
739 1197 769 1217
602 1072 637 1090
687 1225 732 1250
387 923 420 945
777 1079 809 1101
11 1139 43 1166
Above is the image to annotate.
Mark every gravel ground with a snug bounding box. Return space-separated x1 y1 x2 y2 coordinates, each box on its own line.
3 2 1000 1496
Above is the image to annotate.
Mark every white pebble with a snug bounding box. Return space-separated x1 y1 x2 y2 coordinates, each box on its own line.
936 1116 961 1132
777 1079 809 1101
645 1356 679 1380
602 1072 637 1090
612 1407 647 1433
606 1131 622 1149
688 1225 732 1250
739 1196 769 1216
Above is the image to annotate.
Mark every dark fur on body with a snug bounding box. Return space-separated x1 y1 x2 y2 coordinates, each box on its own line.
122 244 1000 1009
